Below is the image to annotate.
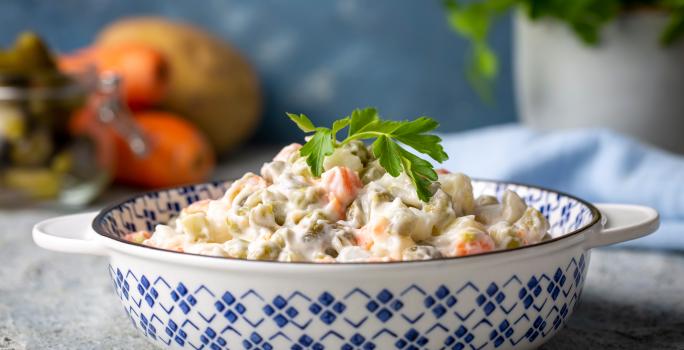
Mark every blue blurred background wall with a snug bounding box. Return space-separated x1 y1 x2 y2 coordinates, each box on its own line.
0 0 515 143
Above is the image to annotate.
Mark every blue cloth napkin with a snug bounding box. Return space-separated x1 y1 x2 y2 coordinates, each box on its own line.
439 124 683 250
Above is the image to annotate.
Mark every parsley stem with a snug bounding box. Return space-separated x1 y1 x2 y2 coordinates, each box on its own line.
340 131 388 146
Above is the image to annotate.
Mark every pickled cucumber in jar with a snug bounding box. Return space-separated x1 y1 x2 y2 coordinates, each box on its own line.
0 32 108 205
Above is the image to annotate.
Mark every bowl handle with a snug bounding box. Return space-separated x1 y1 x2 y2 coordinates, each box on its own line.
32 212 107 256
585 203 660 248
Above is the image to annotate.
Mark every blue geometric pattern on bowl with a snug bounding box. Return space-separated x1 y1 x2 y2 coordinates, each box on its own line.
109 254 587 349
97 181 231 238
96 180 595 241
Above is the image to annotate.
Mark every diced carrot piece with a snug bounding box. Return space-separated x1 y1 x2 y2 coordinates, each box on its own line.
454 233 494 256
321 166 362 215
123 230 151 244
372 217 390 236
354 217 391 251
355 226 374 250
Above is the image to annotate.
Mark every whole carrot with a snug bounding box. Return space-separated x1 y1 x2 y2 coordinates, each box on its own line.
59 43 168 109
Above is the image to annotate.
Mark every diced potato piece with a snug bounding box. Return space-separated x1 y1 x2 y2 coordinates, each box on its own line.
439 173 475 215
323 147 363 172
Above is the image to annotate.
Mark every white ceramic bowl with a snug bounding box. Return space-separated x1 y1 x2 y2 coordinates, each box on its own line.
33 180 659 350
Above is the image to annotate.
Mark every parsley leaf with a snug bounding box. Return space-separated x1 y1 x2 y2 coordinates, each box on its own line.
372 135 441 202
287 113 316 133
286 107 448 202
372 135 403 176
332 117 350 140
300 128 334 177
400 148 439 202
344 112 447 163
392 117 448 162
348 107 379 135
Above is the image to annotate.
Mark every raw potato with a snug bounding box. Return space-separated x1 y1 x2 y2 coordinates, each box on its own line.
96 17 262 154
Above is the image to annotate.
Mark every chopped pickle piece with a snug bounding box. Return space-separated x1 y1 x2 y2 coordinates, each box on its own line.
10 129 53 166
0 104 25 142
51 151 73 174
4 167 61 198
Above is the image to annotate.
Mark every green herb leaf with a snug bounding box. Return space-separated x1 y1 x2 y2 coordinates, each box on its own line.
400 148 438 202
286 113 316 133
662 10 684 45
287 108 447 201
348 107 379 136
300 128 334 177
344 111 448 201
332 117 350 139
372 135 440 202
396 134 448 163
372 135 403 177
392 116 440 136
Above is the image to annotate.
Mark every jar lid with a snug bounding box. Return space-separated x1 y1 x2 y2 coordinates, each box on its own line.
0 66 97 100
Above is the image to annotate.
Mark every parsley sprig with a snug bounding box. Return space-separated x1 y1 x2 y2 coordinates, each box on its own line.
287 108 448 202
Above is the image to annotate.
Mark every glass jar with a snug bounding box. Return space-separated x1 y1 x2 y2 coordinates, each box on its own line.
0 68 147 206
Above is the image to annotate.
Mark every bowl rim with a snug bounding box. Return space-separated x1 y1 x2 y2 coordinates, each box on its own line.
92 178 601 266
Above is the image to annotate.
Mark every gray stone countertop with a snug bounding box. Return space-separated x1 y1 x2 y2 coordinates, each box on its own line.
1 146 683 350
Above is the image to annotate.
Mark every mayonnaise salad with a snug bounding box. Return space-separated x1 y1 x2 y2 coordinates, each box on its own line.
125 141 550 262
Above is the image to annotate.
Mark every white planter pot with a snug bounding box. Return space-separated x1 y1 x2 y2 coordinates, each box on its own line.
514 10 684 153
